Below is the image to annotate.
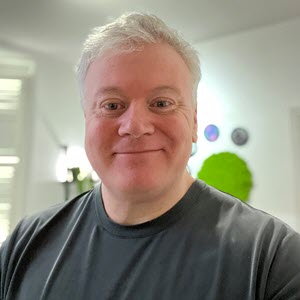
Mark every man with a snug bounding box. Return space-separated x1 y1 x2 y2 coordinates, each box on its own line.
0 12 299 300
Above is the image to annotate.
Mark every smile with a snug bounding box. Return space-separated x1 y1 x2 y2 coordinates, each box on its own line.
114 149 162 155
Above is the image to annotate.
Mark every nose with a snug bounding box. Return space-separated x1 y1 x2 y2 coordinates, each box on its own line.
118 101 155 138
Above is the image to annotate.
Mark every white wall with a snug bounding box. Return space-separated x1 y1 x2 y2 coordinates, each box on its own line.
189 18 300 231
25 53 84 217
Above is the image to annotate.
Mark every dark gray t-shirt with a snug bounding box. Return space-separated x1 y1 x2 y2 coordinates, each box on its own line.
1 180 300 300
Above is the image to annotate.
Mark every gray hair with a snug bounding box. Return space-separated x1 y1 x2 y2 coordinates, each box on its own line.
76 12 201 108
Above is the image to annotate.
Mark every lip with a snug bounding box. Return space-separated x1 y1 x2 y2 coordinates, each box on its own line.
114 149 162 155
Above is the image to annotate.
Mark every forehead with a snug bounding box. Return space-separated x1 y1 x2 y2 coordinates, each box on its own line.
84 43 193 99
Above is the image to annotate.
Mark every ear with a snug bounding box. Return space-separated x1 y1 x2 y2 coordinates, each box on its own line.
192 105 198 143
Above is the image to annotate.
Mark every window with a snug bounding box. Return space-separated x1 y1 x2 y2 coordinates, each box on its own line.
0 78 23 243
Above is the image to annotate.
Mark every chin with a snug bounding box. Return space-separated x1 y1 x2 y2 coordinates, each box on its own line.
108 173 165 195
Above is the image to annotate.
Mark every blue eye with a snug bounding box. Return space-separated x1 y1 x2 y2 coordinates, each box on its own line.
155 101 170 107
150 99 176 113
105 103 120 110
151 99 174 109
98 100 126 116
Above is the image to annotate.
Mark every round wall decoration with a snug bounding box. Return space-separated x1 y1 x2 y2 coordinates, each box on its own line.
204 124 219 142
197 152 253 202
231 127 249 146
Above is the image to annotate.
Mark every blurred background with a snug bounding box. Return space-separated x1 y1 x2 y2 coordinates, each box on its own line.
0 0 300 242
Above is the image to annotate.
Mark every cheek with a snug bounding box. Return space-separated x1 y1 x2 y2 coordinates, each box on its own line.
85 119 116 156
85 120 104 155
85 121 96 149
85 118 105 141
161 121 193 154
84 123 96 166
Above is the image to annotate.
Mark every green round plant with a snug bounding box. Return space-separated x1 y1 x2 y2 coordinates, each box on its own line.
197 152 253 202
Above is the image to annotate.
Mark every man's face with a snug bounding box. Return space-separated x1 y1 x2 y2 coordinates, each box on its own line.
84 43 197 196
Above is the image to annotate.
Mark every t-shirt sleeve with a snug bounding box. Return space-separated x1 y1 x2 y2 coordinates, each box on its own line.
265 229 300 299
0 235 13 300
0 238 11 300
0 218 28 300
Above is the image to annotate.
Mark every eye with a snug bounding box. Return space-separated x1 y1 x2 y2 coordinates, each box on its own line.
97 100 126 116
150 99 175 112
154 100 171 108
104 103 123 110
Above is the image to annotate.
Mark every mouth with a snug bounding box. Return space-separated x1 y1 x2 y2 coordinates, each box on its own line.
114 149 162 155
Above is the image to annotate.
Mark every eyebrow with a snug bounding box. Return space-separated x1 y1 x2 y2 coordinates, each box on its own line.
94 85 182 98
95 87 124 97
150 85 181 96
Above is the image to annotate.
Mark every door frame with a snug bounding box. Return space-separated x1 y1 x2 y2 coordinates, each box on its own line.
290 107 300 232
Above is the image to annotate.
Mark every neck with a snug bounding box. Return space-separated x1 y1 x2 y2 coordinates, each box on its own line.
101 172 195 225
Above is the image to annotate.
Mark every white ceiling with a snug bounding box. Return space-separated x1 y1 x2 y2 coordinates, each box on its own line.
0 0 300 64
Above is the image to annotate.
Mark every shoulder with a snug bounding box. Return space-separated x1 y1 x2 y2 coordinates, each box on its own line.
0 188 98 299
193 180 300 297
191 179 300 262
193 179 297 236
22 188 94 230
0 187 96 258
